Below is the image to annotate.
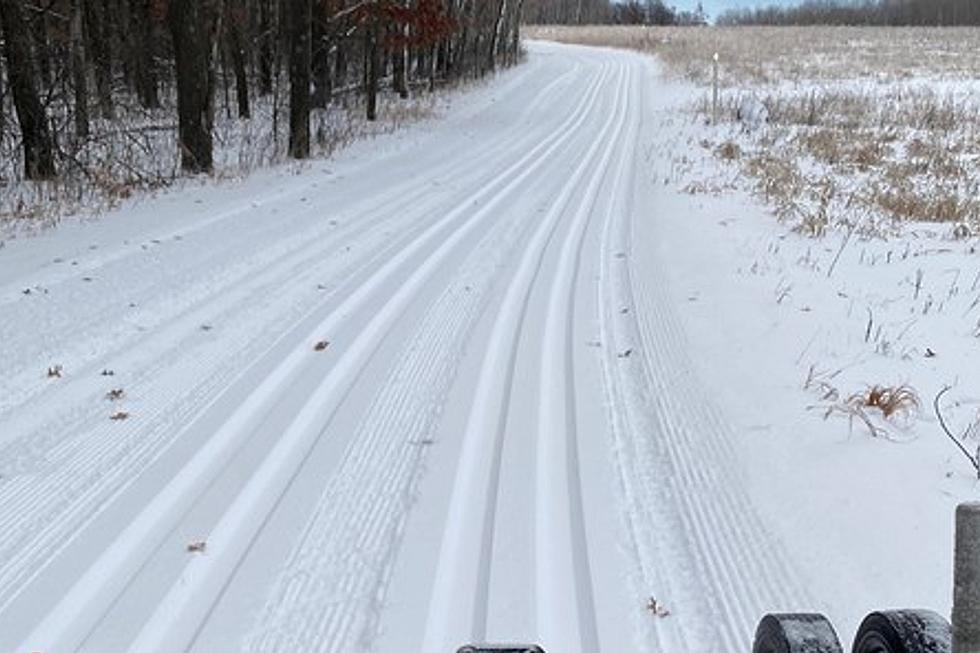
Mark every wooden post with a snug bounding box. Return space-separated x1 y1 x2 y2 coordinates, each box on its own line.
955 503 980 653
712 52 719 125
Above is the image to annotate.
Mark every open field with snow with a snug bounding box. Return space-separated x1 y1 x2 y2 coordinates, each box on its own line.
528 25 980 232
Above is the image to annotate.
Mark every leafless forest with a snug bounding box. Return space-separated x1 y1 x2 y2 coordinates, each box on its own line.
0 0 525 222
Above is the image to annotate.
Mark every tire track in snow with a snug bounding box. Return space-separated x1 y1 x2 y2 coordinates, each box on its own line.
595 62 816 653
419 57 625 653
0 61 587 623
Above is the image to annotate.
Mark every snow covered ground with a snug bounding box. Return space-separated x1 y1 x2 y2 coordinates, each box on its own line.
0 39 973 653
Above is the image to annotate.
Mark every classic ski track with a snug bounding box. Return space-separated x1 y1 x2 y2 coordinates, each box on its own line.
123 59 614 653
419 56 625 653
0 59 582 423
534 51 635 653
0 58 586 619
0 213 429 613
12 55 613 653
240 144 542 653
242 54 621 653
2 44 825 653
596 55 817 652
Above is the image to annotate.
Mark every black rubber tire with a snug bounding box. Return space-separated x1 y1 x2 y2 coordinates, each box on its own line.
455 647 545 653
851 610 951 653
753 613 844 653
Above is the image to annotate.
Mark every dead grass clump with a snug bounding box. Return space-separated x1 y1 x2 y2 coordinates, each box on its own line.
795 129 888 170
848 384 920 419
870 185 978 224
847 137 891 171
825 384 921 439
799 129 844 165
746 153 802 205
715 140 741 161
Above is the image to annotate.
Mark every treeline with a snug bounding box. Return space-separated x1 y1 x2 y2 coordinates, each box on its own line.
0 0 525 184
718 0 980 26
523 0 707 26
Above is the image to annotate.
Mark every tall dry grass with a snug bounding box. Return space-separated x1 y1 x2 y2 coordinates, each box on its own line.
528 25 980 232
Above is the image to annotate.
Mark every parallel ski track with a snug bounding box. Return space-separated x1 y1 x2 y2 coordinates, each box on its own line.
13 53 610 653
244 54 625 653
0 59 581 422
534 52 634 653
420 56 628 653
596 59 816 652
0 58 584 624
240 143 541 653
123 57 616 653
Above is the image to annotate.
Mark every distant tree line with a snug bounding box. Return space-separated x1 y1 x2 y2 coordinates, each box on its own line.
0 0 525 183
718 0 980 26
523 0 708 26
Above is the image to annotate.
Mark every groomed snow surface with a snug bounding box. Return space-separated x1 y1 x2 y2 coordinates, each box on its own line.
0 41 970 653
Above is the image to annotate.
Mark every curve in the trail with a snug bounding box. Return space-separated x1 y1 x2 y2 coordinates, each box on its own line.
533 53 637 653
0 59 594 620
1 42 826 653
118 56 617 653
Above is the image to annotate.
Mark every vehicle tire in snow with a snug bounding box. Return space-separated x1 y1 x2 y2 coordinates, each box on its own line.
753 613 843 653
456 646 545 653
851 610 951 653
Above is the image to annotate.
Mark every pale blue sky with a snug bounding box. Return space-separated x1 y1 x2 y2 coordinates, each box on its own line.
668 0 795 21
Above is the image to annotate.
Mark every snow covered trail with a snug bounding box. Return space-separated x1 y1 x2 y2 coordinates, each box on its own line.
1 42 816 653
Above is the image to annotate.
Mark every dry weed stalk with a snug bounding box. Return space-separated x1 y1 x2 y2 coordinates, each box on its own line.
934 385 980 478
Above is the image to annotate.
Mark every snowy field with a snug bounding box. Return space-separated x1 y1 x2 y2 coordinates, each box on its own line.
0 35 975 652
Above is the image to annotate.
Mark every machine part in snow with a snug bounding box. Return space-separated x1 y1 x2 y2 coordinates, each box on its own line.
752 613 844 653
456 647 545 653
954 503 980 653
851 610 951 653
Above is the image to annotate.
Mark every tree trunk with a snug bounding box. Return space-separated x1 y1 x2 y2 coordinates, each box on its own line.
71 0 89 139
168 0 214 173
258 0 273 95
509 0 524 65
334 30 347 89
86 0 115 118
288 0 311 158
310 2 331 109
0 0 57 179
392 2 408 99
228 9 250 118
133 0 160 108
487 0 507 71
32 5 51 90
113 0 135 91
365 5 379 121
